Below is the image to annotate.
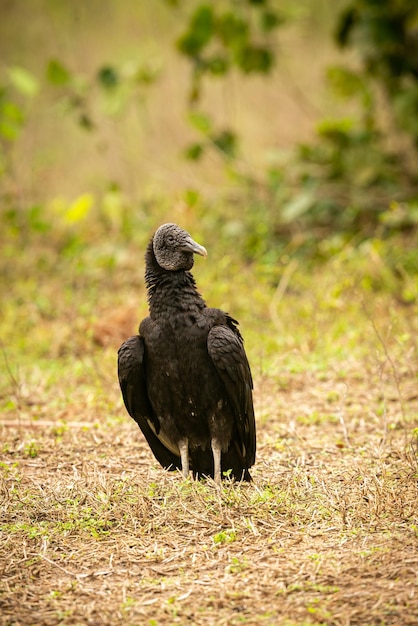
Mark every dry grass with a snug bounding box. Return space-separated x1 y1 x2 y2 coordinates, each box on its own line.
1 353 417 626
1 5 417 624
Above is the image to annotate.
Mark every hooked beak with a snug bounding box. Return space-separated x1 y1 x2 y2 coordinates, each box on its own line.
181 236 207 258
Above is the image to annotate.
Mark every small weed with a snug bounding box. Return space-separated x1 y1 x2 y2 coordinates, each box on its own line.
213 529 237 545
56 509 114 538
306 602 332 620
51 423 68 437
296 412 339 426
326 390 340 403
358 546 389 559
24 441 40 458
228 556 249 574
121 596 136 611
0 460 19 476
147 482 159 497
4 521 50 539
56 610 73 621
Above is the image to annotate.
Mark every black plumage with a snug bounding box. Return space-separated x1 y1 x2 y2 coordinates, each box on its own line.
117 223 256 482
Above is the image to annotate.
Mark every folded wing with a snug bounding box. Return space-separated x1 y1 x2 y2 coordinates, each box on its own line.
117 335 182 471
207 325 256 470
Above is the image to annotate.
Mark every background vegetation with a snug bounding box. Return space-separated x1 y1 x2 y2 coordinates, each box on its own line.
1 1 417 624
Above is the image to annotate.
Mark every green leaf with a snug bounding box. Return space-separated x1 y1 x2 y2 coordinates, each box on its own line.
212 129 237 157
8 66 39 96
0 120 21 141
97 66 119 90
177 5 215 57
260 10 283 32
134 63 160 85
184 142 204 161
47 59 71 86
2 101 24 123
27 205 51 233
188 111 213 134
335 7 358 48
79 113 94 131
64 193 94 224
327 66 366 100
0 101 24 140
183 189 200 206
236 45 273 74
317 117 354 143
217 13 249 48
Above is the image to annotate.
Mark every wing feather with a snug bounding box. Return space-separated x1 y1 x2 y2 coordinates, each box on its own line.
117 335 181 471
207 325 256 466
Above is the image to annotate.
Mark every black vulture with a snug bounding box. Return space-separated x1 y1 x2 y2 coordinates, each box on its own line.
117 223 256 482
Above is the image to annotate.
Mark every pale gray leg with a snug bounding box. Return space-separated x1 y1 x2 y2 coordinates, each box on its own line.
178 438 189 479
211 438 222 484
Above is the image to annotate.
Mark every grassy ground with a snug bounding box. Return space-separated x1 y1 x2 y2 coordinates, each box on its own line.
1 4 417 624
1 219 417 625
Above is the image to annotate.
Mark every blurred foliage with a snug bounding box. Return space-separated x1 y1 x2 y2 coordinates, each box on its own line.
294 0 418 234
0 0 417 269
335 0 418 147
172 0 418 238
0 66 39 178
44 57 159 131
176 1 281 95
173 0 284 161
1 183 417 387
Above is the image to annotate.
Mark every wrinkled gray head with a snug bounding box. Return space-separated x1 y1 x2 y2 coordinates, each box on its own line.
153 223 207 271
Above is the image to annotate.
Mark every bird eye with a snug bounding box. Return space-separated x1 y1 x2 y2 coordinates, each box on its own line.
167 235 175 244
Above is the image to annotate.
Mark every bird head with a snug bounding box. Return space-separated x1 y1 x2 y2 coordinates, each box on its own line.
153 223 207 271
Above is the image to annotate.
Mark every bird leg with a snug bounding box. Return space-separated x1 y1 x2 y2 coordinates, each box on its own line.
211 438 222 484
178 438 189 479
